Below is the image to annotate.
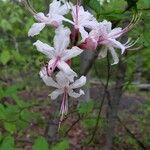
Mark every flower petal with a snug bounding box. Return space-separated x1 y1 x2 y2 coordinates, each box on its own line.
49 0 61 14
57 61 77 82
62 46 83 61
79 27 89 40
58 3 70 15
68 89 85 98
33 40 55 58
49 89 64 100
108 39 126 54
108 27 122 39
34 13 48 22
28 23 45 37
56 71 70 87
54 26 71 52
39 67 59 88
101 20 112 33
108 47 119 65
70 76 86 89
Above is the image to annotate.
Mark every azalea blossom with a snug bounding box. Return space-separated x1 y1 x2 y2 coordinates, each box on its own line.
70 5 98 40
33 26 83 81
80 20 138 65
28 0 72 37
40 71 86 127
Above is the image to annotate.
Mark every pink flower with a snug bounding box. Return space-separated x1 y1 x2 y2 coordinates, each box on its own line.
28 0 72 37
34 26 83 81
40 71 86 127
81 20 138 64
70 5 98 40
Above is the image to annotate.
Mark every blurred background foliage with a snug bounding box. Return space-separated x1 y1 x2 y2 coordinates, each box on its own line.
0 0 150 149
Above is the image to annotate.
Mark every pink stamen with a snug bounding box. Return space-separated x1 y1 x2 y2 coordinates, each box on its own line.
58 88 68 129
108 18 138 39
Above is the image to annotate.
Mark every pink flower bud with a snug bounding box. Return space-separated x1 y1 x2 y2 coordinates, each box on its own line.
79 38 98 50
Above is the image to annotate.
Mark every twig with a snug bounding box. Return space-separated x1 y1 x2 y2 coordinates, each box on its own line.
117 116 147 150
65 115 81 136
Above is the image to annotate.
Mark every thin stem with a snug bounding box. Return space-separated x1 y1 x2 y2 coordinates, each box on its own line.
117 116 147 150
88 52 111 144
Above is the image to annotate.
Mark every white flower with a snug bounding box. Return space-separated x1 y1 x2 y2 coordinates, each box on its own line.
40 71 86 100
82 20 128 65
40 71 86 125
70 5 98 40
28 0 71 37
34 26 83 81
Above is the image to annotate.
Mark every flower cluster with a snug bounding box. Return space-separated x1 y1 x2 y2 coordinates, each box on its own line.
27 0 138 126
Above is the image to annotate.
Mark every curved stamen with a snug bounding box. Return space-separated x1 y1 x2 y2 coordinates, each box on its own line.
108 13 141 39
124 38 139 49
21 0 37 15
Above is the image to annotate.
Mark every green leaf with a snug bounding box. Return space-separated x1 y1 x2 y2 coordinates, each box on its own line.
4 105 20 122
78 101 95 115
0 136 14 150
0 50 11 65
88 0 101 14
12 51 25 62
33 137 49 150
0 19 13 31
51 139 69 150
20 110 33 122
4 122 16 134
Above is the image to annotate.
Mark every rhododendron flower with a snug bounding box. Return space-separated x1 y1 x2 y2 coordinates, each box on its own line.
40 71 86 126
34 26 83 81
70 5 98 40
81 20 137 65
28 0 71 37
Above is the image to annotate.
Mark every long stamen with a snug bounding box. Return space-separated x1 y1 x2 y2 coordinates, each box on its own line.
21 0 37 15
58 89 68 129
124 38 139 49
109 13 141 39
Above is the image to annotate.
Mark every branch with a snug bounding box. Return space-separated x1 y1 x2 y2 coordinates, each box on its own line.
117 116 147 150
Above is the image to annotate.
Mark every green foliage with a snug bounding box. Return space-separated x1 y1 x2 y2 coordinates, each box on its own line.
33 136 49 150
0 136 14 150
51 139 69 150
125 84 138 92
77 101 95 115
0 50 11 65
